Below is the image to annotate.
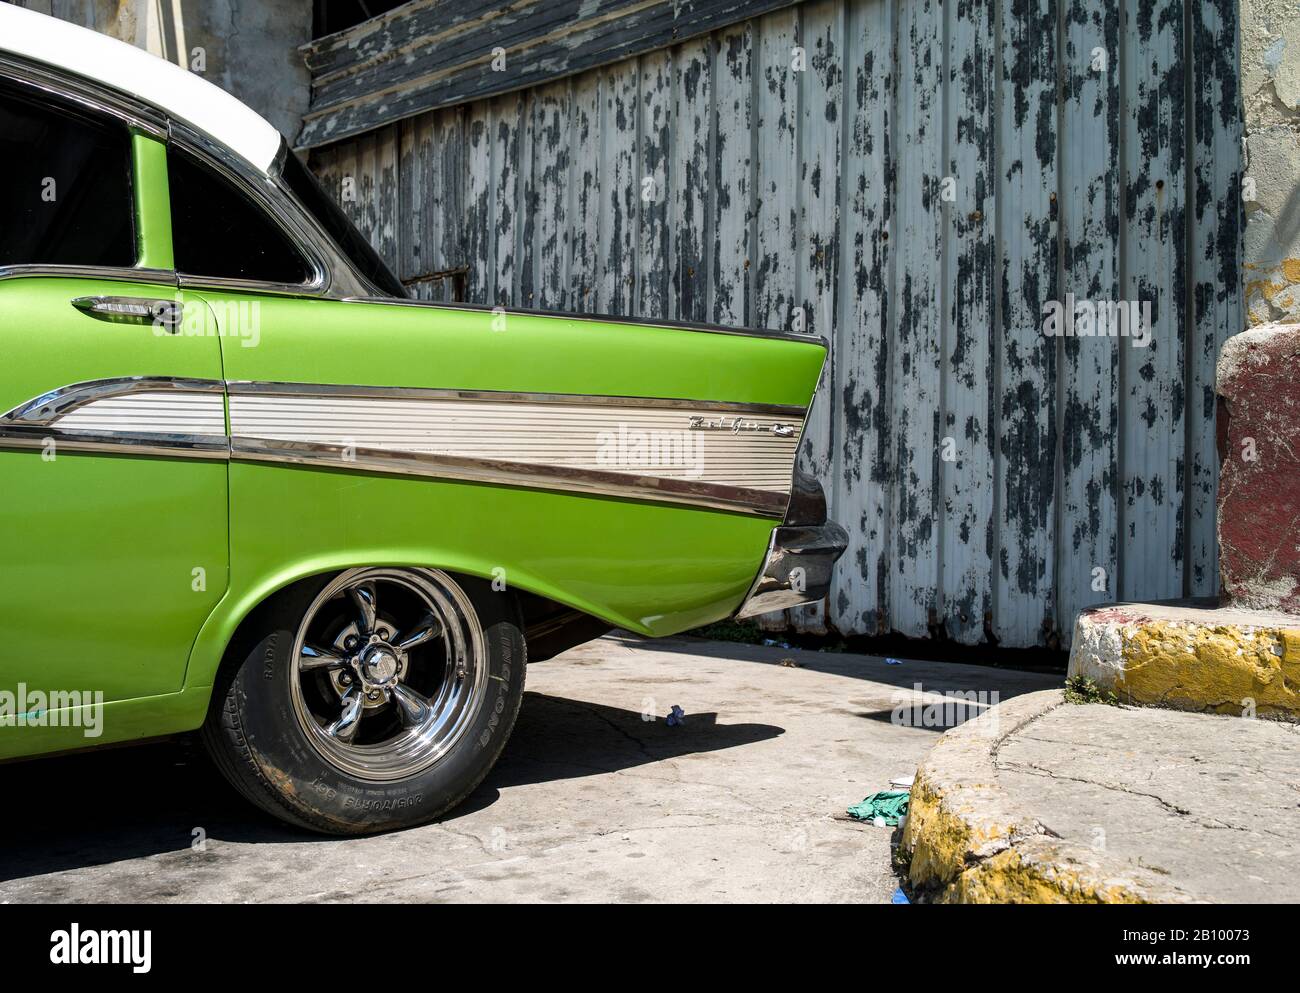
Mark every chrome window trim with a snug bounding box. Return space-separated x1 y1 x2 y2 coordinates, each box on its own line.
2 376 224 426
0 58 357 299
0 54 168 139
167 123 333 297
0 265 177 287
232 437 788 518
227 380 807 419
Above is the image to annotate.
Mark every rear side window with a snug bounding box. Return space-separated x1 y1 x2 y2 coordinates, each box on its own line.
168 148 311 285
0 81 135 268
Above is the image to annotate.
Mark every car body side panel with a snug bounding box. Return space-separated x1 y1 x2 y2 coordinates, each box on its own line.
180 292 826 692
0 277 229 757
212 296 825 408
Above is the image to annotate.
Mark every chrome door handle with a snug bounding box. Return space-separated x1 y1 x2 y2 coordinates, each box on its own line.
72 296 184 332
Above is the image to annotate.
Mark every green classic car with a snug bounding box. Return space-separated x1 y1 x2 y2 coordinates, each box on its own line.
0 5 845 833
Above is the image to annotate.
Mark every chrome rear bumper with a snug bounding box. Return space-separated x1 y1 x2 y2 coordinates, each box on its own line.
735 520 849 619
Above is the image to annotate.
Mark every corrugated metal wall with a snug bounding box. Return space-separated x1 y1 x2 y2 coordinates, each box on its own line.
308 0 1243 648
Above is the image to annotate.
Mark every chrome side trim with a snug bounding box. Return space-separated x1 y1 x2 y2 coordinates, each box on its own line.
3 377 224 426
0 377 801 515
232 437 789 517
227 387 804 494
227 380 806 418
0 424 228 460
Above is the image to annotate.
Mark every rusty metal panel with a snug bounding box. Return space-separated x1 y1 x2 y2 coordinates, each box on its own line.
600 60 640 317
314 0 1244 648
1188 0 1244 595
1120 1 1186 604
1058 0 1120 635
891 0 944 639
570 73 602 314
830 0 894 638
941 0 997 645
788 0 843 635
670 36 712 323
711 22 753 328
998 0 1059 648
639 49 673 319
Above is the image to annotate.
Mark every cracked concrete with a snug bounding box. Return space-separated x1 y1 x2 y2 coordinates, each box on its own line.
996 702 1300 903
0 634 1056 903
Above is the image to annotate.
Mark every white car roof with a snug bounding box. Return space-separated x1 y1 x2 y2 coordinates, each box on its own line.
0 4 282 174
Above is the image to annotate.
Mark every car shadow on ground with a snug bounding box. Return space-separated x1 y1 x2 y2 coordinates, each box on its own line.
0 692 781 884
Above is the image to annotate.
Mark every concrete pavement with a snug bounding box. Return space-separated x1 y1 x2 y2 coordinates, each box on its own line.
0 634 1056 903
903 689 1300 902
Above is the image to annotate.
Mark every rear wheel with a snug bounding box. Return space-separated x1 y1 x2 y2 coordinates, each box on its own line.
202 568 525 834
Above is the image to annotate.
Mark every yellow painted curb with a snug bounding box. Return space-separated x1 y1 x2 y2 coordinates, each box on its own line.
900 690 1198 904
1069 602 1300 718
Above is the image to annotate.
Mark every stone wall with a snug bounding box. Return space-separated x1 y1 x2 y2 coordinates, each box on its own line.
1242 0 1300 324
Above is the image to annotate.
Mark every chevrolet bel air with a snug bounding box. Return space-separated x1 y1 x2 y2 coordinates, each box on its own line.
0 5 845 834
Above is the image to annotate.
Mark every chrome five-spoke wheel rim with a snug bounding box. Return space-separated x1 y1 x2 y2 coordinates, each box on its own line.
289 568 488 782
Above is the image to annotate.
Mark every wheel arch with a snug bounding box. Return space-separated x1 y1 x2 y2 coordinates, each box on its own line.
184 549 638 693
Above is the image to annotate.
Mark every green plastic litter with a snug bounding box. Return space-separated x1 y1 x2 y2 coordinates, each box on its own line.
847 790 910 826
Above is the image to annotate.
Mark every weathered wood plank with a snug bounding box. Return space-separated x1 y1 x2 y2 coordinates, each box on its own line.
1187 0 1243 596
491 92 522 307
1120 0 1186 602
464 101 493 304
638 49 673 320
670 37 712 323
889 0 944 639
597 61 638 317
711 23 753 328
399 109 465 300
938 0 996 645
518 89 539 309
532 80 571 311
374 124 401 273
353 130 379 258
570 72 602 314
830 0 894 637
298 0 808 148
437 107 468 299
397 114 429 284
1058 0 1120 637
996 0 1058 647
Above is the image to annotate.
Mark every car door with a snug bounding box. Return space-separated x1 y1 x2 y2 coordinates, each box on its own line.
0 77 228 704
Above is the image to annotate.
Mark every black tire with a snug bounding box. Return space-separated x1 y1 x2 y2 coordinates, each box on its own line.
201 570 525 835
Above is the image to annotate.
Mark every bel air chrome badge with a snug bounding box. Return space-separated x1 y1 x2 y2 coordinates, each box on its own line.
689 415 796 437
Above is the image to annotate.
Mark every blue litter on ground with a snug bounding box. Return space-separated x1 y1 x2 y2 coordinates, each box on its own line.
884 657 904 665
891 887 910 904
666 705 686 727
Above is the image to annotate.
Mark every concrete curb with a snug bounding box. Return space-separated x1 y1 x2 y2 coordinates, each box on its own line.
1069 601 1300 719
900 689 1201 903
